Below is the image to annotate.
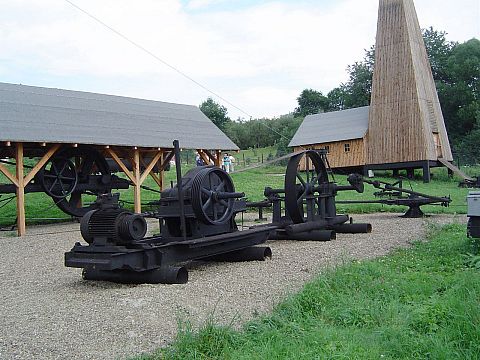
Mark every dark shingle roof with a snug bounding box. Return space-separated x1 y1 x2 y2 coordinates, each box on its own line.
0 82 238 150
289 106 369 147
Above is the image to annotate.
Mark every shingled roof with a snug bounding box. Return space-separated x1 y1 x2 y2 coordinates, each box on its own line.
289 106 370 147
0 82 238 150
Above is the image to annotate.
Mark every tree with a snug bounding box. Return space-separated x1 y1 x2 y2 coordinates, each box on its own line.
294 89 330 117
199 98 230 131
437 38 480 157
422 27 457 81
325 45 375 111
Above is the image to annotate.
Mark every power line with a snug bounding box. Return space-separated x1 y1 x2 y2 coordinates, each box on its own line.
63 0 253 119
62 0 305 150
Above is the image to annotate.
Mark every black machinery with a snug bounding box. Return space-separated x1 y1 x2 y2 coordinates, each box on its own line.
0 146 130 217
65 143 458 284
65 141 274 284
251 150 372 241
337 178 451 218
65 146 372 284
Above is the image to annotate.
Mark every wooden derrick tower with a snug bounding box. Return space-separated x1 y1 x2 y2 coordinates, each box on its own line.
366 0 453 181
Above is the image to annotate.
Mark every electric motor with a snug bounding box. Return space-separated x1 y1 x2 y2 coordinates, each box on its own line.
80 208 147 244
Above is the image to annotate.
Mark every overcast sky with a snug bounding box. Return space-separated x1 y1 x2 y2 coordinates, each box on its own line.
0 0 478 119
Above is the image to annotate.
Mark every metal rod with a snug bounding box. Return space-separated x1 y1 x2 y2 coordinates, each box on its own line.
363 179 449 202
173 140 187 241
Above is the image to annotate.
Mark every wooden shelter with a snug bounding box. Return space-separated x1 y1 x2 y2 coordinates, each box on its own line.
290 0 453 181
0 82 238 236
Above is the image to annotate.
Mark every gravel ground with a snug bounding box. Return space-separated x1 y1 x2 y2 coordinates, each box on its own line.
0 213 466 360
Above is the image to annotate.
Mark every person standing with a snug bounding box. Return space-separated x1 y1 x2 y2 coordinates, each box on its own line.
196 154 204 166
229 153 235 172
223 153 231 173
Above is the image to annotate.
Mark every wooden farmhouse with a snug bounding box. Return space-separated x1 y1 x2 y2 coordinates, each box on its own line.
289 106 369 170
290 0 454 182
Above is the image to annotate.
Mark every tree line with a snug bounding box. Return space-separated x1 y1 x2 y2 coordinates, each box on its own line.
200 28 480 164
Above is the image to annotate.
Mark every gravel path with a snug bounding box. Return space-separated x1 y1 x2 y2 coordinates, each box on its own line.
0 213 465 360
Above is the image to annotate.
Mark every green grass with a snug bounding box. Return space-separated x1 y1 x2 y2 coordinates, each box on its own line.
231 146 278 170
0 155 474 227
136 224 480 360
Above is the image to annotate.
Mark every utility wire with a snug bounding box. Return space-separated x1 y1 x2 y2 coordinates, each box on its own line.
62 0 306 150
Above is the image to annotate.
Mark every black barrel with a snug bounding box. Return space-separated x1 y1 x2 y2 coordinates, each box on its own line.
332 223 372 234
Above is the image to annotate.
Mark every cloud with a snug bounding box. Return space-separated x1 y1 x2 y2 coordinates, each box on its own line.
0 0 478 119
186 0 227 10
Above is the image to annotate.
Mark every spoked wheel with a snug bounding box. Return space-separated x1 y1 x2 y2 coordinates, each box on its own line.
41 157 78 198
39 146 112 217
191 167 237 225
284 150 329 223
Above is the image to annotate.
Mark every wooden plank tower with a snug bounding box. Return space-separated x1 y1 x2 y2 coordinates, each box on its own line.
366 0 453 181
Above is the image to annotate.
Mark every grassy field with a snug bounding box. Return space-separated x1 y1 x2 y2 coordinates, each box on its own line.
136 224 480 359
0 154 475 227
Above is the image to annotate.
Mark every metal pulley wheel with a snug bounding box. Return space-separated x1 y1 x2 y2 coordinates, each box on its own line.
39 146 112 217
284 150 329 223
39 156 78 198
191 167 239 225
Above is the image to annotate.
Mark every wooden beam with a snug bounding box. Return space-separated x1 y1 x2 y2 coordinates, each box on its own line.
197 149 210 165
23 144 61 186
0 163 19 187
148 170 162 187
140 155 162 188
132 149 141 213
160 151 174 169
16 143 26 236
139 151 163 185
158 152 164 191
202 149 216 164
215 150 222 167
105 148 136 184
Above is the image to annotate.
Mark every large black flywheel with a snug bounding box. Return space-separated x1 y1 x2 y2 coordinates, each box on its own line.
284 150 329 224
40 156 78 198
191 167 237 225
38 146 112 217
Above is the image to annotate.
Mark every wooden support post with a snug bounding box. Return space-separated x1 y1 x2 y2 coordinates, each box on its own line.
215 150 222 168
16 143 26 236
133 149 141 213
159 152 164 191
138 151 163 185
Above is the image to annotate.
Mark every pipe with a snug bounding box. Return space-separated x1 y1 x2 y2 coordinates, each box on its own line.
205 246 272 262
285 215 349 235
332 223 372 234
271 230 336 241
82 266 189 284
285 220 327 235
